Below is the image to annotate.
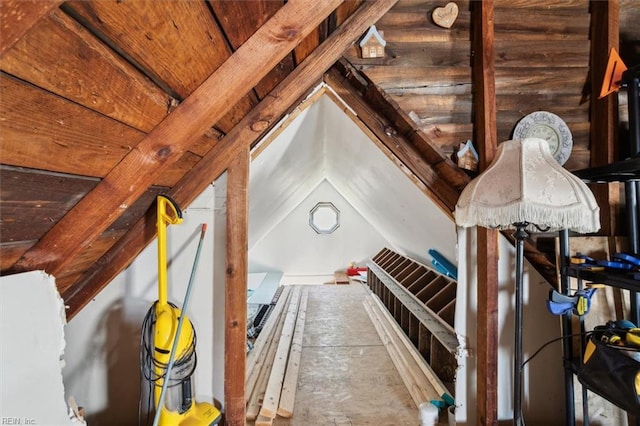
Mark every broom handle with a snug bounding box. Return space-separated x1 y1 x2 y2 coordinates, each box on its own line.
153 223 207 426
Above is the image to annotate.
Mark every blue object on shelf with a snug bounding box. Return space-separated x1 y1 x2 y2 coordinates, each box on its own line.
574 253 596 264
612 252 640 267
428 249 458 280
596 259 635 270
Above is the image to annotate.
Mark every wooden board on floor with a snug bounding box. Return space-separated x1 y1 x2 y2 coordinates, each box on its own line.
368 294 451 402
246 303 287 421
259 286 302 419
277 288 309 418
334 271 350 284
364 295 443 405
270 283 418 425
247 286 292 391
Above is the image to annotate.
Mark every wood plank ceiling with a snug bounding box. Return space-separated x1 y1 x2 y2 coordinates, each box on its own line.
1 0 639 317
0 0 377 312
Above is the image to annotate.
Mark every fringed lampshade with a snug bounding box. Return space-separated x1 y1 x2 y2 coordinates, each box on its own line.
454 138 600 426
455 138 600 233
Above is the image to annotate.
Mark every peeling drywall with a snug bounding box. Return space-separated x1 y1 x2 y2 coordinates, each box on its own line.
0 271 75 425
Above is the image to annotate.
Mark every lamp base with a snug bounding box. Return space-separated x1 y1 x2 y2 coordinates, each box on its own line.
513 222 528 426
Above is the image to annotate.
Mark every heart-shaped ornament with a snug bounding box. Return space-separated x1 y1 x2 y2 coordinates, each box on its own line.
432 2 458 29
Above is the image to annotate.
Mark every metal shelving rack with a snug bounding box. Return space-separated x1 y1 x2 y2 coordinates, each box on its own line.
559 66 640 425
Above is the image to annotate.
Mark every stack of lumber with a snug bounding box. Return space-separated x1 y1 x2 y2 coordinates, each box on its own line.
245 285 309 425
363 293 454 409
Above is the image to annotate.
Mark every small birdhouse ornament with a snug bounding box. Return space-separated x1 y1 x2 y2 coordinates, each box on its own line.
456 140 479 172
359 25 386 59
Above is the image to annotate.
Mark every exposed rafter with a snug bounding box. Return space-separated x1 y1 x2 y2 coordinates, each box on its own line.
63 0 400 318
0 0 61 56
325 61 469 214
8 0 344 277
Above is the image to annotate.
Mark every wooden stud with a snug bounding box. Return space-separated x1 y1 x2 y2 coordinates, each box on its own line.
472 0 499 423
589 0 620 236
225 148 249 426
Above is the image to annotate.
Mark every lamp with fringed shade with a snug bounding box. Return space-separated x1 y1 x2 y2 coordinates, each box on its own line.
454 138 600 425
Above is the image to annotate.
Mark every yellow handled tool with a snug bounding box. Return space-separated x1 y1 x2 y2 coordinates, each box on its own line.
147 195 220 426
627 328 640 348
157 195 183 307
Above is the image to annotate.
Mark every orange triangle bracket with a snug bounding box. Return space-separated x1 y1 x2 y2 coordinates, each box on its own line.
599 47 628 99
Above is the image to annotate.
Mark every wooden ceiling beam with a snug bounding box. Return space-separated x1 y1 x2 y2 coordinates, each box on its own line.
0 1 61 56
63 0 399 317
8 0 344 277
332 59 471 192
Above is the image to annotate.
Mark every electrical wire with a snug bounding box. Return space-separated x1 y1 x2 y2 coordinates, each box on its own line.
521 331 591 368
140 302 198 387
138 312 155 426
519 327 638 426
522 327 637 368
518 330 592 426
138 300 198 425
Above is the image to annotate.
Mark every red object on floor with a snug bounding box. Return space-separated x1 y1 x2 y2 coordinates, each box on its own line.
347 267 367 276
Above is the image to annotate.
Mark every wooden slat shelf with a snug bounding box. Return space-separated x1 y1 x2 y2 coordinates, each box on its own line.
366 247 459 384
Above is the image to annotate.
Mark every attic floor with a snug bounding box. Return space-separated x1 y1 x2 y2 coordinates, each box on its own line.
267 282 419 426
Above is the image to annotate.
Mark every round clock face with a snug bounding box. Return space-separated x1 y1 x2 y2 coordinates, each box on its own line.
527 124 560 153
513 111 572 165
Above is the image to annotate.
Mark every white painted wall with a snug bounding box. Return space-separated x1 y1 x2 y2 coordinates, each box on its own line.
249 179 392 284
321 95 458 265
0 271 75 425
63 186 223 425
454 227 565 425
249 104 325 252
248 92 458 278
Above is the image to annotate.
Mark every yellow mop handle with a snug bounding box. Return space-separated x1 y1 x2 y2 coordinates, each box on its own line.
156 195 182 307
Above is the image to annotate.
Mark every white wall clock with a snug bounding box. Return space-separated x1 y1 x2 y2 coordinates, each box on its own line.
513 111 573 165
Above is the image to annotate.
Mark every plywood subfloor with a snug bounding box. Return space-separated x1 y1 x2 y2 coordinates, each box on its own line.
270 282 418 426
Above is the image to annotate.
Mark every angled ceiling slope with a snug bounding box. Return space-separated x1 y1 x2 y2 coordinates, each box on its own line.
249 88 457 263
1 0 400 319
